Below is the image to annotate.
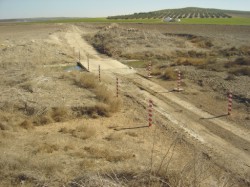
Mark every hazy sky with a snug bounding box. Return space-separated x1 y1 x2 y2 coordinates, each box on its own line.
0 0 250 19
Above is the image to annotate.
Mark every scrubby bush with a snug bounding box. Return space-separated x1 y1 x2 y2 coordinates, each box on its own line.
161 68 177 80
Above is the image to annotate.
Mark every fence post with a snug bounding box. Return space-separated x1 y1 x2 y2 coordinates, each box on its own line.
177 70 181 91
87 54 90 72
228 91 233 115
148 62 152 78
79 51 81 62
99 65 101 82
148 99 153 127
116 77 119 97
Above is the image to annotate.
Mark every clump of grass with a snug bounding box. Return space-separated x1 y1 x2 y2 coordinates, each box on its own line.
175 50 207 58
49 107 73 122
84 146 133 162
34 143 60 154
190 36 213 48
19 120 34 130
67 71 98 89
175 57 206 66
0 122 9 131
151 68 162 76
20 81 34 93
60 124 96 140
161 68 177 80
229 67 250 76
225 57 250 68
67 72 122 117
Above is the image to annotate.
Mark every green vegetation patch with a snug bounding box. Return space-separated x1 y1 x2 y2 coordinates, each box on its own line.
122 60 148 68
180 18 250 25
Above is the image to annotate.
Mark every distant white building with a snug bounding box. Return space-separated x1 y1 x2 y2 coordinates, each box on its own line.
163 17 181 22
164 17 172 22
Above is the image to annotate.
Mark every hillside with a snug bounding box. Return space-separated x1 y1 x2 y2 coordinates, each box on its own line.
108 7 250 19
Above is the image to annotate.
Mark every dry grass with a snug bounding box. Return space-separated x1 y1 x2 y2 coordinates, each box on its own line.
59 124 96 140
225 57 250 76
229 67 250 76
19 120 34 130
161 68 177 80
84 146 134 163
67 71 122 116
34 143 60 154
175 57 206 66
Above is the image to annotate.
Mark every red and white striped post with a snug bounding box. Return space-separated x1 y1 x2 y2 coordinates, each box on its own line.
148 62 152 78
148 99 153 127
177 70 181 92
98 65 101 82
116 77 119 97
228 91 233 115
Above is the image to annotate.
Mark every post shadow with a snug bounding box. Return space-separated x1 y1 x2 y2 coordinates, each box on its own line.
112 125 149 131
200 114 228 120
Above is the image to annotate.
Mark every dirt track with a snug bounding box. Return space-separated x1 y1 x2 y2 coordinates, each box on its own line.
63 25 250 183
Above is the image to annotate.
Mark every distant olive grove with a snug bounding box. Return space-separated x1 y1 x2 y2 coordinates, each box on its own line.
107 7 234 19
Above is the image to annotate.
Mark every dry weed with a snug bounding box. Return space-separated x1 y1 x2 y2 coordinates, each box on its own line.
105 132 124 141
19 120 34 130
34 143 60 154
176 57 206 66
84 146 134 163
161 68 177 80
59 124 96 140
20 81 34 93
49 106 73 122
229 67 250 76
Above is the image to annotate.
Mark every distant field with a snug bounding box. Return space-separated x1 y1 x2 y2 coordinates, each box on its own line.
21 18 161 24
17 17 250 26
180 17 250 25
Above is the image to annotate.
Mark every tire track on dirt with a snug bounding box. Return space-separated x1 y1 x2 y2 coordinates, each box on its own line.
120 74 250 183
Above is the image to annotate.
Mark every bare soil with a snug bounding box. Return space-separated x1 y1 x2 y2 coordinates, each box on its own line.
0 23 249 187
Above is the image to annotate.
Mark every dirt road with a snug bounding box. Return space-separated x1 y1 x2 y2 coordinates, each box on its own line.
62 25 250 183
65 25 135 75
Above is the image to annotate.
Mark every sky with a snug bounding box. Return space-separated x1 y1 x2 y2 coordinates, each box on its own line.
0 0 250 19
